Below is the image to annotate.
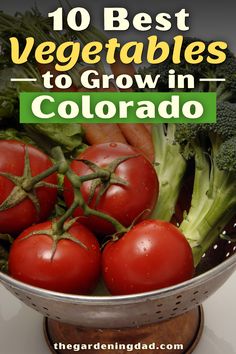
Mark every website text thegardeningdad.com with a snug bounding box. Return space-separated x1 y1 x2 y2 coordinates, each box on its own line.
53 341 184 352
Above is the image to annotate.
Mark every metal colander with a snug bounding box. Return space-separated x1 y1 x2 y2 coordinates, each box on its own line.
0 236 235 329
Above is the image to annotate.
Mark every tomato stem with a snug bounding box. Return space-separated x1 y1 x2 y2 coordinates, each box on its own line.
77 155 136 206
83 205 127 234
79 170 110 183
54 171 82 235
23 164 59 192
51 147 127 236
0 146 58 214
62 169 127 235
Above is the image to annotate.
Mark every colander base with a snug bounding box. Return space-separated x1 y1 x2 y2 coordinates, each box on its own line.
44 306 203 354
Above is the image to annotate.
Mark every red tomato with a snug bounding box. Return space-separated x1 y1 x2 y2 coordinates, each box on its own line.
8 221 101 295
102 220 194 295
0 140 57 234
64 143 159 236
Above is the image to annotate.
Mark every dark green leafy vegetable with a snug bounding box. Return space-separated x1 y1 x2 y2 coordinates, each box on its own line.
24 124 86 156
0 233 14 273
0 128 35 144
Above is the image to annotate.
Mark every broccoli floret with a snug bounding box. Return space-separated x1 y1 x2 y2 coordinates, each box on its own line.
216 136 236 172
206 102 236 138
205 50 236 102
176 102 236 154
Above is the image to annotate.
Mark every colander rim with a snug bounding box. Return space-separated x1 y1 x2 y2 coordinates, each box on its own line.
0 250 235 304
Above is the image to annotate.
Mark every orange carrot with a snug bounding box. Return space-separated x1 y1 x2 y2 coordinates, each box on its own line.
82 124 127 145
80 64 153 154
118 124 154 162
110 55 136 92
110 59 154 160
79 73 127 145
110 55 136 78
144 124 152 134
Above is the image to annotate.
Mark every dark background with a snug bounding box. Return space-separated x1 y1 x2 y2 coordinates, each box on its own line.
1 0 235 52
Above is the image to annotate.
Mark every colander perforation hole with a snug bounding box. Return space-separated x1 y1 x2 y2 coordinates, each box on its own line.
56 316 61 320
193 291 199 295
43 307 49 311
203 291 208 295
226 252 230 258
158 316 164 320
26 296 32 300
156 311 162 314
172 307 178 311
191 298 197 303
202 253 206 258
156 303 163 307
176 295 182 299
213 244 218 250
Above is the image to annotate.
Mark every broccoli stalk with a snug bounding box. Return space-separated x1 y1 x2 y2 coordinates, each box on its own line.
179 143 211 230
181 163 236 266
150 124 187 221
176 103 236 266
